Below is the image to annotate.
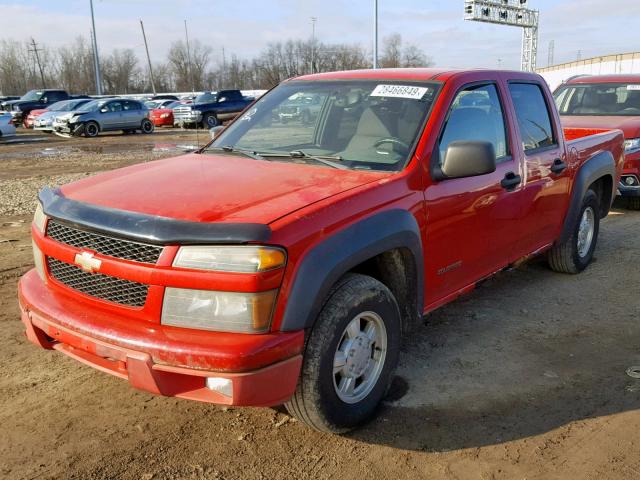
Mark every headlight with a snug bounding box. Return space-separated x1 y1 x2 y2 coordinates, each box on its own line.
173 246 286 273
193 110 201 115
33 203 47 233
624 138 640 154
70 116 81 123
160 113 170 118
161 288 277 333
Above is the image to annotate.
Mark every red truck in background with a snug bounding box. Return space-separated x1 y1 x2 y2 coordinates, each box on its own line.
19 69 624 433
555 74 640 209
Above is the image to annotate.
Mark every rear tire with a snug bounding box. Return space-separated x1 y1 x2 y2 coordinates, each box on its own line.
84 121 99 138
626 197 640 210
285 274 401 433
141 119 154 134
548 189 600 274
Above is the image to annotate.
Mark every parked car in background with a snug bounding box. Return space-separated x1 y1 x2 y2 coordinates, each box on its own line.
0 112 16 138
148 100 180 127
25 99 92 129
277 93 323 125
33 99 93 133
555 74 640 208
2 89 89 126
53 98 154 137
151 94 179 101
20 68 624 433
173 90 254 128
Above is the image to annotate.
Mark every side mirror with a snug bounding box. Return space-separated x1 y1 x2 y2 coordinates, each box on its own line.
218 97 227 103
210 125 225 140
437 141 497 180
100 107 109 113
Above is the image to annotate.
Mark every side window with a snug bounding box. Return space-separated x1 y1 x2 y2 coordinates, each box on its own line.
439 84 509 164
508 83 556 152
108 101 123 112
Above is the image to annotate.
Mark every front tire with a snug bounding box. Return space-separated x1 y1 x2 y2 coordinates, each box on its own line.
548 189 600 274
84 121 99 138
285 274 401 433
203 113 219 128
141 118 154 134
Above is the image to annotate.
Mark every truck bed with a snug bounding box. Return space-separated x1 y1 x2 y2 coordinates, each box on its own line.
563 127 625 182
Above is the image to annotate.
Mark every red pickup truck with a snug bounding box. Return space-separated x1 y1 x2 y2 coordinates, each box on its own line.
19 69 624 433
555 74 640 209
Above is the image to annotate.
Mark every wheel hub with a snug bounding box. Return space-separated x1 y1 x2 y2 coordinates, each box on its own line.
345 335 373 378
577 206 595 258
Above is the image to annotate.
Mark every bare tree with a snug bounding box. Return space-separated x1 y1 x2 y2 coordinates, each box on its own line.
380 34 433 68
167 40 211 91
102 48 139 94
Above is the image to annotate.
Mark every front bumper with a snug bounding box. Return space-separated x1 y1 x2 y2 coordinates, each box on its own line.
19 269 304 406
618 151 640 197
174 112 202 125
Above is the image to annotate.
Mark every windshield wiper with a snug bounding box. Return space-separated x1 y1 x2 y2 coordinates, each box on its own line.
257 150 347 170
205 145 266 161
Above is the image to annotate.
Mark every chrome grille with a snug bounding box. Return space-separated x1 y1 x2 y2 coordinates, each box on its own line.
46 220 162 264
47 257 148 307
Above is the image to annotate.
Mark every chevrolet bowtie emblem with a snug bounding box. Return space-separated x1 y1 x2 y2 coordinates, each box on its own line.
74 251 102 273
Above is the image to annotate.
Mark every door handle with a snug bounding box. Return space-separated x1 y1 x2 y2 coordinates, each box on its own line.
501 171 522 191
550 158 567 174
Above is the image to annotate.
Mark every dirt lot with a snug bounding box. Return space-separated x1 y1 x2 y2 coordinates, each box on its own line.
1 129 639 480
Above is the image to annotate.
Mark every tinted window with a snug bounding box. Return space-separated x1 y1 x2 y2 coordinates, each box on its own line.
439 84 509 163
509 83 555 152
123 101 140 111
108 101 123 112
554 83 640 116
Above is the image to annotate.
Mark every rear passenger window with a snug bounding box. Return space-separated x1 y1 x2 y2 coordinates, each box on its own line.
508 83 556 152
439 84 509 164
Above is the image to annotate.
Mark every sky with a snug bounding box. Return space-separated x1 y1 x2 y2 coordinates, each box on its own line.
1 0 639 70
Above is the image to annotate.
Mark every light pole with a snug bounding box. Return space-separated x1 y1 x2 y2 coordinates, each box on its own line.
310 17 317 74
89 0 102 95
373 0 378 68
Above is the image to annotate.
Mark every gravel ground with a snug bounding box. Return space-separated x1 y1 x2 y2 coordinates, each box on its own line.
1 129 640 480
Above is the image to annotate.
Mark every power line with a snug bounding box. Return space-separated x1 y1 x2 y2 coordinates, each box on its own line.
28 38 46 88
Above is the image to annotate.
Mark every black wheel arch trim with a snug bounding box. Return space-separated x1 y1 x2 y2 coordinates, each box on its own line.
279 209 424 332
559 150 615 244
38 187 272 245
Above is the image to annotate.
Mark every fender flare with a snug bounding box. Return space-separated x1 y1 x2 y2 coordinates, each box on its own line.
279 209 424 332
559 150 615 244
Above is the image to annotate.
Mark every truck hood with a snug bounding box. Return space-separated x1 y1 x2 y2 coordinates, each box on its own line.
561 115 640 139
60 153 390 224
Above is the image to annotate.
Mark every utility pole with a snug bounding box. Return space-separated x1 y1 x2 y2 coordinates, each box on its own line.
89 0 102 95
310 17 317 74
547 39 555 67
28 38 46 88
221 46 226 88
140 20 156 95
373 0 378 68
184 19 195 94
577 50 582 61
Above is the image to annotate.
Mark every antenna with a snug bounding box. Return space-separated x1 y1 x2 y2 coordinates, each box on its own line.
28 38 46 88
464 0 539 72
140 20 156 95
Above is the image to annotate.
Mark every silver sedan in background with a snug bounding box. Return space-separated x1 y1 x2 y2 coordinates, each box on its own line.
54 98 154 137
33 99 93 133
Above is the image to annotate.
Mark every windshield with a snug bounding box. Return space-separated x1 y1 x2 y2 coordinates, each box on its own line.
76 100 105 112
49 100 71 111
20 90 42 101
555 83 640 116
195 93 217 104
208 80 439 171
145 100 160 109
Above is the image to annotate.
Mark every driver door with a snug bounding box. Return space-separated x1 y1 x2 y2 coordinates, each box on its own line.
423 81 525 307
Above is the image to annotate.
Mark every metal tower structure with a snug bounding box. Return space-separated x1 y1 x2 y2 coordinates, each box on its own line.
464 0 540 72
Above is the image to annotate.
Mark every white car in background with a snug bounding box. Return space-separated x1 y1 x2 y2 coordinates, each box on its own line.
0 111 16 138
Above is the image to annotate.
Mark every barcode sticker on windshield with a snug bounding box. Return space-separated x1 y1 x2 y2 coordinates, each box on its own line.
627 85 640 91
370 85 429 100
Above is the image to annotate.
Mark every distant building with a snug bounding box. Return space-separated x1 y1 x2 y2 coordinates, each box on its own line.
537 52 640 91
